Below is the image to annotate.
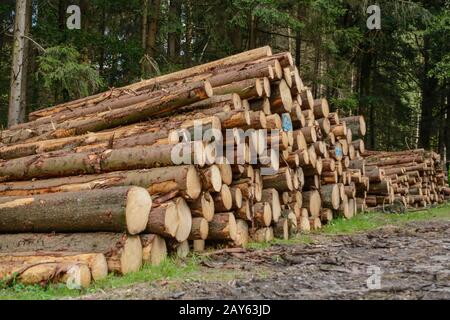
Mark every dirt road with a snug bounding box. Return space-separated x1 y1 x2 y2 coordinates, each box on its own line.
80 220 450 300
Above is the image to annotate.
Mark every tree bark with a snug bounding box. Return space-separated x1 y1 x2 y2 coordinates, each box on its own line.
0 142 206 181
8 0 31 126
0 186 152 235
0 233 142 274
0 252 107 282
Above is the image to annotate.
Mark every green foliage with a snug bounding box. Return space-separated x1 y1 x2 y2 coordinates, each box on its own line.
37 46 104 102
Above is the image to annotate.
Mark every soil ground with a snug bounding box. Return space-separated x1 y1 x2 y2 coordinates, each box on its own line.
78 219 450 300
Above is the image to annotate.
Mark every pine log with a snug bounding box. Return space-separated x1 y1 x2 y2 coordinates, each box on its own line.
253 202 272 227
188 218 209 240
0 233 142 274
320 184 341 210
313 99 330 119
187 192 214 222
261 189 281 223
28 47 272 121
2 82 212 145
302 190 322 218
234 219 249 248
140 234 167 266
0 141 206 181
0 252 108 282
341 116 366 139
0 186 151 235
0 261 91 288
273 218 289 240
270 80 293 113
262 167 294 192
208 212 237 241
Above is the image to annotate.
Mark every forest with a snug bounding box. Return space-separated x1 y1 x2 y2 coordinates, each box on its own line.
0 0 449 157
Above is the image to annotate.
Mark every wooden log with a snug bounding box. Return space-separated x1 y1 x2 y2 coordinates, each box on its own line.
335 195 350 219
273 218 289 240
309 217 322 230
167 240 190 259
28 47 273 121
341 116 366 139
140 234 167 266
261 189 281 223
235 199 252 221
193 240 205 252
0 261 91 288
253 202 272 227
0 141 206 181
352 139 365 154
187 192 214 222
297 209 311 233
290 102 305 128
0 252 108 282
313 99 330 119
187 93 242 111
2 82 213 145
187 218 209 240
302 190 321 218
146 198 192 242
0 233 142 274
299 89 314 111
201 165 223 192
320 184 341 210
0 186 151 235
300 126 317 144
249 98 271 115
213 184 233 212
208 212 237 241
213 78 265 99
262 167 294 192
320 209 333 224
270 80 293 113
331 123 347 138
234 220 249 248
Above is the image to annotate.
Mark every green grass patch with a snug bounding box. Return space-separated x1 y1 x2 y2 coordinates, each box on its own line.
322 204 450 235
1 204 449 300
0 256 201 300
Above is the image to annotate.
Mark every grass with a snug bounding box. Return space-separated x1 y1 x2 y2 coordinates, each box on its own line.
322 204 450 235
1 204 449 300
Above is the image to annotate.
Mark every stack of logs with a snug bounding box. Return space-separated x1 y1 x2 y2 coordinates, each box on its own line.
361 149 449 209
0 46 447 288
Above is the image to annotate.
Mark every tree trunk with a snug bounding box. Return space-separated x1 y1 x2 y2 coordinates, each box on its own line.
0 233 143 274
28 46 272 121
0 142 206 181
0 252 107 281
0 186 152 235
208 212 237 241
419 34 438 150
147 0 161 59
168 0 181 62
0 165 202 201
8 0 31 126
140 234 167 266
0 261 91 288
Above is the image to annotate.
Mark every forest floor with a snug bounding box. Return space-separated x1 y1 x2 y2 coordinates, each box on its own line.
1 205 449 300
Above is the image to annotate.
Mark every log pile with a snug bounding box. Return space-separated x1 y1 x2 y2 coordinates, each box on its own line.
361 149 449 209
0 46 447 288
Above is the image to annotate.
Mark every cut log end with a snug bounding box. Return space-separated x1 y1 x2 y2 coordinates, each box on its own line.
125 186 152 235
119 236 143 274
187 166 202 200
175 198 193 242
